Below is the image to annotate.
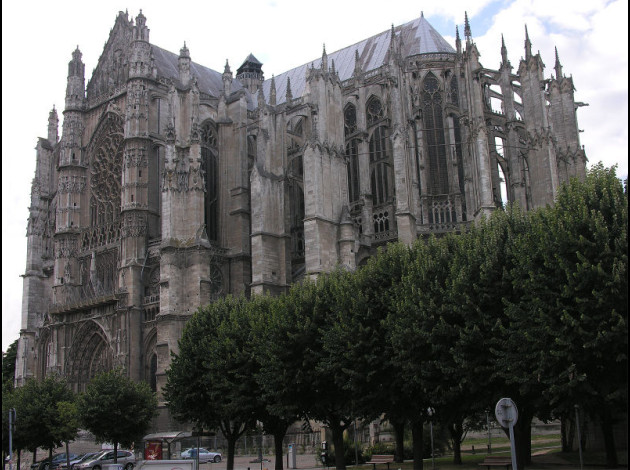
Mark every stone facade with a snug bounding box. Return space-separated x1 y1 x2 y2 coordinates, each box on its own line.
16 10 586 431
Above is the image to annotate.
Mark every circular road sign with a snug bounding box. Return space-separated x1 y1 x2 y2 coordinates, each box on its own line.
495 397 518 428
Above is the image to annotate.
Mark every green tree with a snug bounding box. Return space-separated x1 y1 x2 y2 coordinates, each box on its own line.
57 402 80 470
347 243 412 463
2 340 18 387
77 368 157 465
256 270 360 470
248 294 302 470
389 235 463 469
448 206 543 469
165 296 258 470
512 165 627 467
13 376 76 466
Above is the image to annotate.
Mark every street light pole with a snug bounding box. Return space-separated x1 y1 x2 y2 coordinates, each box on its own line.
8 408 16 470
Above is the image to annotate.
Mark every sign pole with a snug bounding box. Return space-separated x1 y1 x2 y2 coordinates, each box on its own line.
495 398 518 470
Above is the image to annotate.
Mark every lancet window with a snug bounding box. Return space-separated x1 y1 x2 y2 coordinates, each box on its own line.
287 117 307 279
423 72 449 195
344 104 360 205
367 97 392 207
201 121 218 241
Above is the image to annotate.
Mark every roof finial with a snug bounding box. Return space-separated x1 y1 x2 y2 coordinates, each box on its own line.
270 74 276 106
322 43 328 72
421 11 424 18
554 46 563 78
286 76 293 102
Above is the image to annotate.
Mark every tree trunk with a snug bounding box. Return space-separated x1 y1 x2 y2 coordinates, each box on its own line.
65 442 71 470
411 420 423 470
226 437 237 470
511 413 532 469
48 448 53 470
392 420 405 463
17 449 22 470
331 422 346 470
600 408 618 468
561 416 575 452
448 421 463 465
114 442 118 463
273 429 287 470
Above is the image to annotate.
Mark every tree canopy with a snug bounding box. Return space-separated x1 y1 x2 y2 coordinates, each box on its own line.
77 368 157 462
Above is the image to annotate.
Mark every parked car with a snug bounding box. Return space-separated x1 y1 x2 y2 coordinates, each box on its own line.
31 454 79 470
180 448 222 463
52 453 99 470
74 450 135 470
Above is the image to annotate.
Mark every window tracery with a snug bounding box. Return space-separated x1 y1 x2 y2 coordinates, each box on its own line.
344 104 360 205
89 113 124 230
286 117 306 279
423 72 449 194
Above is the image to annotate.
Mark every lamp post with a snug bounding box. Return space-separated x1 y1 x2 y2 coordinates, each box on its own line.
8 408 16 470
427 408 435 470
485 409 492 454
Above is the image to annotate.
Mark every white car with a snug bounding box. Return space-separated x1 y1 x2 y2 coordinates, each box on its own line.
74 450 135 470
180 448 222 463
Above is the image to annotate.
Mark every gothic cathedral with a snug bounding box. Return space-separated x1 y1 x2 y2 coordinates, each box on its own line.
17 10 586 430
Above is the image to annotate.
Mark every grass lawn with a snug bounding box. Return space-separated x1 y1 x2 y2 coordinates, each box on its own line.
350 433 628 469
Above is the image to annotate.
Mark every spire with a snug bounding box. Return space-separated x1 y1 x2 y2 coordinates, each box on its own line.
501 34 508 65
133 9 149 42
270 75 276 106
554 46 563 78
222 59 233 96
455 25 461 54
322 43 328 72
286 76 293 102
68 46 84 77
524 25 532 59
180 41 190 58
48 106 59 143
65 47 85 109
464 12 472 43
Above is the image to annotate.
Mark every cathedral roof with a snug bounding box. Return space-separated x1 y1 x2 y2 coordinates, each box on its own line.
151 45 246 97
149 14 454 109
259 14 456 106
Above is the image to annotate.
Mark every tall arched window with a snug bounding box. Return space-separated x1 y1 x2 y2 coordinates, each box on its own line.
366 97 393 206
201 121 218 241
344 104 360 204
287 117 306 280
423 72 449 194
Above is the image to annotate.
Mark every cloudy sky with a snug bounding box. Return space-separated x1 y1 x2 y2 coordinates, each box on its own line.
2 0 627 352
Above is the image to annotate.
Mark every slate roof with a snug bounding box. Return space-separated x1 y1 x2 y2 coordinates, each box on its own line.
259 14 455 106
150 14 454 110
151 45 245 97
